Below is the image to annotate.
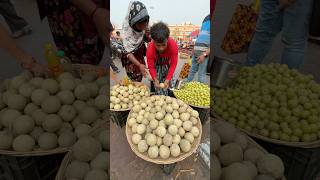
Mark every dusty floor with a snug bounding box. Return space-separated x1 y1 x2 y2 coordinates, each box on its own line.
110 118 210 180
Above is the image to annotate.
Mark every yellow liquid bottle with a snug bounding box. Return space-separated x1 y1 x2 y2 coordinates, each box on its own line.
123 76 130 86
56 50 73 73
44 43 63 78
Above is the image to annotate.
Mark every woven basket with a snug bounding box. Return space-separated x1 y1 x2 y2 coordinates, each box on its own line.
0 64 107 156
173 91 210 109
110 82 150 112
213 115 320 148
244 136 287 180
212 118 287 180
178 63 191 79
0 120 107 156
55 150 72 180
125 97 203 165
72 64 106 78
55 120 109 180
0 148 70 157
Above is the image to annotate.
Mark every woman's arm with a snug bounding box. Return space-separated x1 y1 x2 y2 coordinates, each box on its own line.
127 53 147 78
70 0 97 15
127 54 143 67
71 0 111 44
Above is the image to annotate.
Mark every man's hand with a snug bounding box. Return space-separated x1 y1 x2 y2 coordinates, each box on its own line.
139 64 147 78
16 53 49 77
154 79 160 88
279 0 295 8
31 63 50 77
163 80 170 89
197 54 206 64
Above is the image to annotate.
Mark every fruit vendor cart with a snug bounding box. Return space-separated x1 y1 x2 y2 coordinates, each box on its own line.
109 76 209 175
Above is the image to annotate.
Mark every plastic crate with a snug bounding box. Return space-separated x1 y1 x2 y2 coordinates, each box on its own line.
254 138 320 180
0 153 65 180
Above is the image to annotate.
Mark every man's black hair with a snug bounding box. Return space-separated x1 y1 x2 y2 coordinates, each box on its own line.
150 22 170 43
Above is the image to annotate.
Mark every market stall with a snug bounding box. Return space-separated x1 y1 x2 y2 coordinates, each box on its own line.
109 72 210 176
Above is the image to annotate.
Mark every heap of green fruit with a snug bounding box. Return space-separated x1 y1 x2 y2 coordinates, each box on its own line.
214 63 320 142
174 82 210 108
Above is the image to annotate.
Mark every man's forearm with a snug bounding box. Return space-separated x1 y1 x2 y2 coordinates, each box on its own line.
71 0 97 16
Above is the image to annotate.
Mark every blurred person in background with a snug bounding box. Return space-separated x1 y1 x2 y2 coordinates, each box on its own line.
187 15 211 83
0 0 32 38
116 31 122 41
245 0 314 69
110 26 121 73
309 0 320 43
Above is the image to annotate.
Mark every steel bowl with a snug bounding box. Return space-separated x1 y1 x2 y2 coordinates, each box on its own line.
211 56 242 88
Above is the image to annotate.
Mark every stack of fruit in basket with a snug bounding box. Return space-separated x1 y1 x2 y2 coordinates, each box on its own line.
174 82 210 107
214 63 320 142
65 128 109 180
110 82 150 111
0 71 107 152
127 95 201 159
212 120 285 180
178 63 191 79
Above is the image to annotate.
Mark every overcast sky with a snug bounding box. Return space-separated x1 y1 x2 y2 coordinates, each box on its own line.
110 0 210 28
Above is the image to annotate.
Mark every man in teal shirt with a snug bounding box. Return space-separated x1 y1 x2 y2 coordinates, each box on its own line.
187 15 211 83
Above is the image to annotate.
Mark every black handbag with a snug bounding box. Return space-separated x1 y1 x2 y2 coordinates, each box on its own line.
207 55 214 74
310 0 320 37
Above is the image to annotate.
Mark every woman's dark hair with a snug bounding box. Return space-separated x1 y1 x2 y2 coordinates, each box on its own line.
150 22 170 43
136 16 149 24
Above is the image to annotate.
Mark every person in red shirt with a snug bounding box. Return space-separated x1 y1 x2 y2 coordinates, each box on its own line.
147 22 178 95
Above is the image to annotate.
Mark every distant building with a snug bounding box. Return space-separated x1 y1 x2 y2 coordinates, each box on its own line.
113 22 200 43
168 22 200 43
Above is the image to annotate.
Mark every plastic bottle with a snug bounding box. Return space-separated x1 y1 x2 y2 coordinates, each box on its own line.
44 43 63 78
56 50 73 73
